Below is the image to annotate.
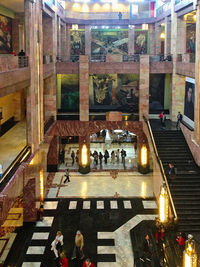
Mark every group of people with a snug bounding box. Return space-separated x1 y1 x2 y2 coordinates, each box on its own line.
159 111 183 130
51 230 95 267
91 149 127 165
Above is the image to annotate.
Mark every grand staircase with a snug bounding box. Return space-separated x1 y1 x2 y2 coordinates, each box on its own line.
152 128 200 233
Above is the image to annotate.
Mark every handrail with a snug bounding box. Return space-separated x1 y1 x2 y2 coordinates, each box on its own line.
0 146 31 188
143 116 178 222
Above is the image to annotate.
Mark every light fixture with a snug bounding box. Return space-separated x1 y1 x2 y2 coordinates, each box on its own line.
160 32 165 39
72 24 79 30
81 143 88 168
193 14 196 21
40 169 44 203
159 184 169 223
142 24 148 30
183 235 197 267
141 144 147 166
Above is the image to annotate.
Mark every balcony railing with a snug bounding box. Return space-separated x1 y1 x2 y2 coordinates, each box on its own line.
18 56 29 68
150 54 172 62
176 53 195 63
123 55 140 62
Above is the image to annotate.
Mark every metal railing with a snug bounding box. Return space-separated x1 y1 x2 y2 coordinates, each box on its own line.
70 55 80 62
0 146 31 191
18 56 29 68
123 54 140 62
150 54 172 62
144 116 178 222
90 55 106 62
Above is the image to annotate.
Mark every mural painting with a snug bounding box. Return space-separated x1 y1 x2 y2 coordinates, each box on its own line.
0 15 12 54
186 23 195 54
134 30 148 54
91 29 128 56
89 74 139 112
60 74 79 111
70 30 85 58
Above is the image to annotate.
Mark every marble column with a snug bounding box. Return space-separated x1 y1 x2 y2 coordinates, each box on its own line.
85 25 91 59
139 55 149 121
61 23 67 61
128 27 134 55
66 24 71 60
149 24 155 55
79 55 89 121
177 17 186 54
194 3 200 143
57 17 61 59
155 23 161 54
170 1 185 121
164 17 171 55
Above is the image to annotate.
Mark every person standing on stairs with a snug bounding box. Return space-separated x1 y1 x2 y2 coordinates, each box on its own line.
168 163 176 185
176 112 183 130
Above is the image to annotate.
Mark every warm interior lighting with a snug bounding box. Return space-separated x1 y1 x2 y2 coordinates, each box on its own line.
72 3 81 11
124 115 128 121
29 158 34 165
93 3 100 11
40 169 44 203
159 185 169 223
183 237 197 267
160 32 165 39
142 24 148 30
193 15 196 21
141 182 146 198
81 144 88 167
72 24 79 30
141 144 147 166
102 3 110 11
82 4 89 12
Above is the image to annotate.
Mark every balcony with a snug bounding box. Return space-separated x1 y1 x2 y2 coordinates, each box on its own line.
176 53 195 78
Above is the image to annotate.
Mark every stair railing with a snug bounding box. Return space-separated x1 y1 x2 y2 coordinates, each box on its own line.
143 116 178 222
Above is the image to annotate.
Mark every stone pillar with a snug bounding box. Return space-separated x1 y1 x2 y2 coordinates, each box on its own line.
44 75 57 122
177 17 186 54
194 4 200 143
170 1 185 121
155 23 161 54
25 0 43 151
13 90 25 121
61 23 67 60
57 16 61 59
164 17 171 55
66 24 71 60
139 55 149 121
79 55 89 121
149 24 155 55
128 27 134 55
85 25 91 58
42 15 53 57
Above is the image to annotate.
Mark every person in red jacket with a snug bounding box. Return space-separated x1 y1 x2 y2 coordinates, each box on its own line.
59 252 69 267
83 258 95 267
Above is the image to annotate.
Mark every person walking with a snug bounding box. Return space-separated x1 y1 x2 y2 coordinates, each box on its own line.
116 149 120 163
111 151 115 164
176 112 183 130
121 149 126 164
94 151 98 165
104 150 109 164
162 112 166 129
59 252 69 267
168 163 176 184
71 150 75 165
71 230 84 260
99 152 103 166
83 258 95 267
64 168 70 183
51 231 64 259
140 234 152 263
159 111 164 128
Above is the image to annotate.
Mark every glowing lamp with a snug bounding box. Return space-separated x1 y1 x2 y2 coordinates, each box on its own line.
81 144 88 168
160 32 165 39
40 169 44 203
159 185 169 223
141 144 147 166
72 24 79 31
183 236 197 267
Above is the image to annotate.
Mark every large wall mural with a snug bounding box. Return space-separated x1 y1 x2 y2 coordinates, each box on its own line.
59 74 79 111
70 30 85 57
89 74 139 112
91 29 128 56
186 23 195 54
134 30 148 54
0 15 12 54
149 74 165 112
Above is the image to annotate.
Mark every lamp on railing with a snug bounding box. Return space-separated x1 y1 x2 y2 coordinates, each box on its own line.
138 142 150 174
160 32 165 39
72 24 78 31
159 184 169 223
78 141 90 174
183 235 197 267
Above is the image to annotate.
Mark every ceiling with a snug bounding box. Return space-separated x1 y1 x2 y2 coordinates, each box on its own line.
0 0 24 13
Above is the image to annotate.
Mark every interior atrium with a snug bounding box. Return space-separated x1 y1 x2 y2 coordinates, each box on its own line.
0 0 200 266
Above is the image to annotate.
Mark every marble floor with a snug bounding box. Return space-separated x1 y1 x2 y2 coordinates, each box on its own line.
59 143 137 171
0 120 26 173
47 171 154 199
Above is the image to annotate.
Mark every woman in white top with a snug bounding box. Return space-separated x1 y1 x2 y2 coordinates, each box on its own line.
51 231 64 258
